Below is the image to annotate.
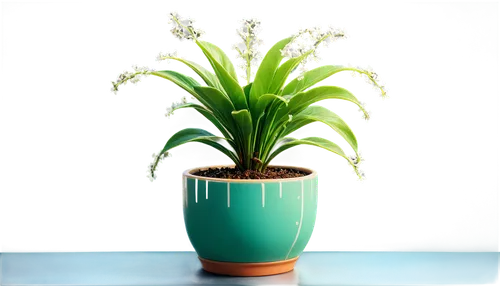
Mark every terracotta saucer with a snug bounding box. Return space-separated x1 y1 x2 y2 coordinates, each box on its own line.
199 256 299 277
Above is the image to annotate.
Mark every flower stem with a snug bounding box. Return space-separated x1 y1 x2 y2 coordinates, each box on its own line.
113 72 146 95
245 35 251 84
172 17 198 42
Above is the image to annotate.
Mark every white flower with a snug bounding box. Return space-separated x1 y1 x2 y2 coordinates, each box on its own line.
281 49 293 59
281 22 352 77
378 83 392 100
161 94 191 120
169 12 202 41
144 148 174 184
234 18 262 83
111 66 154 93
355 102 375 122
161 104 175 120
343 64 392 99
152 48 186 70
281 27 346 77
348 152 368 184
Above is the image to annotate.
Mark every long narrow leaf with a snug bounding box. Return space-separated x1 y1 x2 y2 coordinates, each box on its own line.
267 53 309 95
249 37 292 107
161 128 221 151
243 82 252 105
151 70 201 98
266 84 368 154
172 103 234 142
198 41 238 80
282 106 358 153
192 106 235 142
277 86 369 120
252 93 288 122
193 86 238 134
231 109 253 168
266 136 358 173
196 41 248 110
160 128 241 168
282 65 347 95
168 57 224 90
258 95 291 157
152 71 219 115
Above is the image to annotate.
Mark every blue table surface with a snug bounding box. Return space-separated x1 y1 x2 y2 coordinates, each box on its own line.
0 252 498 286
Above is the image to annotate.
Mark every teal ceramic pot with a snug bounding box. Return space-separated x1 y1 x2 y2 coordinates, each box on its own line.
183 165 318 276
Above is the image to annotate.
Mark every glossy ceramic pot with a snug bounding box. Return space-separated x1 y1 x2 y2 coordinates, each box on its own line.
183 165 318 276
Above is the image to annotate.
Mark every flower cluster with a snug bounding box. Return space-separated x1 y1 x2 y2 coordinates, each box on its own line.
109 48 200 96
169 12 202 41
111 65 153 94
281 27 345 80
353 64 392 99
144 148 174 184
161 94 191 120
234 19 262 83
281 27 345 59
152 48 187 70
348 152 368 184
349 154 365 180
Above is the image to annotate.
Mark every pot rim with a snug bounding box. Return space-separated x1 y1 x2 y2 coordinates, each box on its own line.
183 165 317 183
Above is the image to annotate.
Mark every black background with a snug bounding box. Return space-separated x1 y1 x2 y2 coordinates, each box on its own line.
0 2 500 248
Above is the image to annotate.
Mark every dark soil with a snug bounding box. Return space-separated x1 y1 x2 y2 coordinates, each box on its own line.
193 167 309 179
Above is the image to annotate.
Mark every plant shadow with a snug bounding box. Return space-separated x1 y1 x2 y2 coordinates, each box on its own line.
195 269 301 286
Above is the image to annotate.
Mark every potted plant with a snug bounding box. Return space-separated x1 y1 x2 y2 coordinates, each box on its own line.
111 13 386 276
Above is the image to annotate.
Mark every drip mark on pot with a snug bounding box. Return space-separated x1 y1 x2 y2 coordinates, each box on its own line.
195 179 198 203
227 182 230 208
206 180 208 200
261 183 265 207
279 182 282 198
286 180 304 259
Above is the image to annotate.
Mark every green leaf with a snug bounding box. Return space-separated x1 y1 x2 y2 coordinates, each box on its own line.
262 86 366 162
170 98 237 149
268 53 309 95
172 103 234 142
282 106 358 153
266 137 348 166
249 37 292 107
243 82 253 104
198 41 238 80
257 94 292 155
282 65 348 95
193 106 234 140
162 128 215 151
231 109 253 168
278 86 369 120
193 86 237 134
149 71 237 143
168 57 224 90
253 93 288 123
196 41 247 110
151 70 201 98
160 128 241 168
251 108 266 162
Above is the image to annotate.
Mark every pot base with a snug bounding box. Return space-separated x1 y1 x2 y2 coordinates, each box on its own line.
199 256 298 277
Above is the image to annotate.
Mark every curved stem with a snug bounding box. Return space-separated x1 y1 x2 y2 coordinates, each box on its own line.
172 17 198 42
113 72 147 95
